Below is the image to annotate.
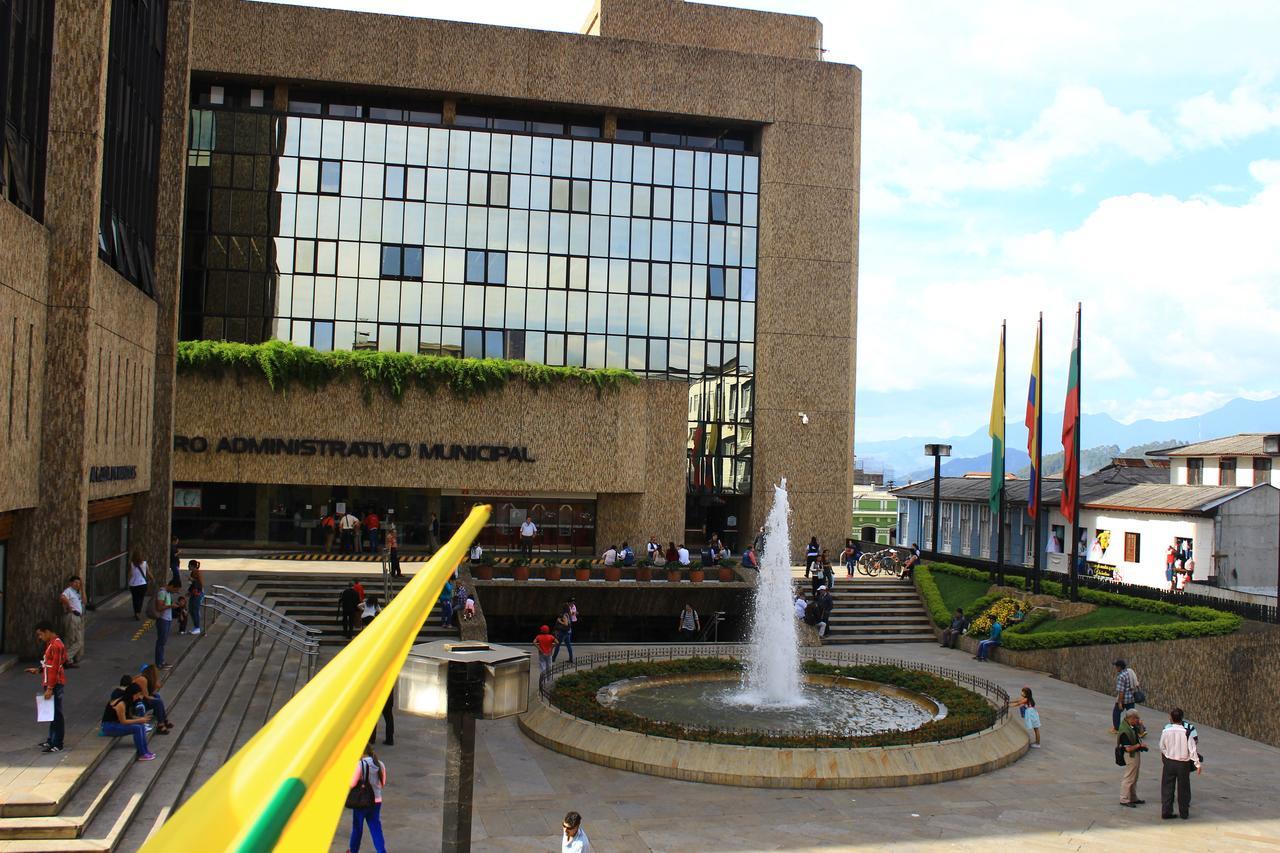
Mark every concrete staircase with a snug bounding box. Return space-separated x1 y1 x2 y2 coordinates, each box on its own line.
0 613 310 850
243 574 458 646
819 576 936 644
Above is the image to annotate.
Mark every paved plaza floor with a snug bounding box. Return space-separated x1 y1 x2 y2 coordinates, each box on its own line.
327 639 1280 852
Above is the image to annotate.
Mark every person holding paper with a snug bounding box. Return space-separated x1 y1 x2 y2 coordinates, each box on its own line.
25 622 67 753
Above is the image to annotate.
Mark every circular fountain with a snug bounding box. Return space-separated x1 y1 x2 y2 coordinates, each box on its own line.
518 480 1029 788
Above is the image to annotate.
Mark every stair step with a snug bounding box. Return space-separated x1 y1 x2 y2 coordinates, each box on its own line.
821 633 938 644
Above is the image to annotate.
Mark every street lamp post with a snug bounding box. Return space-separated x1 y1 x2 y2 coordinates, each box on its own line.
924 444 952 558
398 640 530 853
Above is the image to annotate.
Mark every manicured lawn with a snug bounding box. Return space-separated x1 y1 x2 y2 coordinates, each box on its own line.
1023 605 1182 634
931 572 990 614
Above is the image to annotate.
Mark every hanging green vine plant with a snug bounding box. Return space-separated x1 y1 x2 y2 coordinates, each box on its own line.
176 340 639 402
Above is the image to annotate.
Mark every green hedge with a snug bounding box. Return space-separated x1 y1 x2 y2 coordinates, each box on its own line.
917 562 1241 649
549 658 997 748
176 339 639 402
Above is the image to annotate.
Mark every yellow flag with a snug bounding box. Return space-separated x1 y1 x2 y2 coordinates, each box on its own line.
140 505 492 853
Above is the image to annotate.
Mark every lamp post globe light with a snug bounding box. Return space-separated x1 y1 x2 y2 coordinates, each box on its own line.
397 640 530 853
923 444 952 558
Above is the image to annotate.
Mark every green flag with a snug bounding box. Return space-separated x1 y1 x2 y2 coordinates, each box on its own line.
988 324 1006 512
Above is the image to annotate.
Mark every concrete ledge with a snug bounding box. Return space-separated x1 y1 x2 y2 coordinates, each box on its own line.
519 675 1027 789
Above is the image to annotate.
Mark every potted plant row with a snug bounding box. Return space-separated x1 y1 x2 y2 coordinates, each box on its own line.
472 553 495 580
717 557 738 583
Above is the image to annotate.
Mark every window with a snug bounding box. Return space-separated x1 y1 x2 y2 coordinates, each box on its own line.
708 266 726 299
940 503 953 550
380 244 423 279
1219 457 1236 486
1124 532 1140 564
1 0 54 220
1186 458 1203 485
319 160 341 194
465 250 506 284
1254 457 1273 486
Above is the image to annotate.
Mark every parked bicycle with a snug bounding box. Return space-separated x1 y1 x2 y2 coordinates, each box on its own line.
856 549 902 577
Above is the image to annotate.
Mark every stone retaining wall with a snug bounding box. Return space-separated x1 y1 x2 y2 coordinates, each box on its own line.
941 624 1280 747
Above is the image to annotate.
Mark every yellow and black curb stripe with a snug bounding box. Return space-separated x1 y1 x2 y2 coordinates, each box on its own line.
131 620 154 641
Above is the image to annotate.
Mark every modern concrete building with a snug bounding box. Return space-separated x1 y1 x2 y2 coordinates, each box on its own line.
0 0 194 654
0 0 859 650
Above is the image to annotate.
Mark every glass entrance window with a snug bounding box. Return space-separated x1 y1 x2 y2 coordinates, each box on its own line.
86 516 130 608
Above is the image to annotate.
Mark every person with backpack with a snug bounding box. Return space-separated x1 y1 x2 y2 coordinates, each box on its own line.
551 606 574 663
347 743 387 853
1111 659 1142 732
805 537 820 578
1159 707 1202 820
1116 708 1148 807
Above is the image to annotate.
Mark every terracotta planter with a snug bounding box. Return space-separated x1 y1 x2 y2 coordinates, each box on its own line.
513 564 530 581
473 564 493 581
689 568 705 583
604 566 622 582
667 569 683 583
575 567 592 582
718 567 734 583
635 565 653 583
543 564 562 581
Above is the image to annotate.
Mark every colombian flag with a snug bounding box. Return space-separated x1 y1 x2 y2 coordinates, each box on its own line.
1025 319 1042 518
1061 308 1082 525
988 324 1006 513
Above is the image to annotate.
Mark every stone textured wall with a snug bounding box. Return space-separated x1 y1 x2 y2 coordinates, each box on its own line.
961 624 1280 748
584 0 823 61
174 372 688 547
0 201 49 514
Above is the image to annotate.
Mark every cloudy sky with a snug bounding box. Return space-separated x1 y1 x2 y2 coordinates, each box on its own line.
261 0 1280 441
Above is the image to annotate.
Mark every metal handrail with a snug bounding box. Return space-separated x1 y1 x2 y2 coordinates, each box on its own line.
536 645 1010 744
202 591 321 679
210 584 322 636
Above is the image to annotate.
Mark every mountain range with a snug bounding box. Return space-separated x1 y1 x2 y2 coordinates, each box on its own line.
856 394 1280 484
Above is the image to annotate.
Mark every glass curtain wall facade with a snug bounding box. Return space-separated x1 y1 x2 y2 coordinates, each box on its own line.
181 83 759 496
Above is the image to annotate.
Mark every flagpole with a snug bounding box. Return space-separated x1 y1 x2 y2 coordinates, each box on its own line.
1068 304 1082 602
996 321 1006 587
1033 313 1044 595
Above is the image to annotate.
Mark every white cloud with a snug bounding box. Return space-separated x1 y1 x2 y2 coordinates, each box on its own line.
1097 389 1280 424
1176 84 1280 148
866 86 1172 208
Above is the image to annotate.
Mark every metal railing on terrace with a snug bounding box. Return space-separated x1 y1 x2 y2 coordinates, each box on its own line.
201 584 322 678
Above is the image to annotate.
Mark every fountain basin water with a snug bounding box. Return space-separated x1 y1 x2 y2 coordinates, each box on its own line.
598 671 945 736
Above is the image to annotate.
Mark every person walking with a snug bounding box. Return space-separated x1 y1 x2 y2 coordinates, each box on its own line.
821 550 835 590
339 582 360 640
348 744 388 853
1111 659 1140 732
153 580 178 668
551 607 574 663
168 536 183 587
677 603 700 640
27 622 67 753
60 576 85 666
561 810 593 853
385 522 401 578
1012 686 1041 748
368 689 394 747
127 548 150 620
360 595 381 629
534 624 556 682
187 559 204 636
438 580 454 628
519 516 537 558
1117 708 1147 807
101 679 154 761
1159 707 1201 820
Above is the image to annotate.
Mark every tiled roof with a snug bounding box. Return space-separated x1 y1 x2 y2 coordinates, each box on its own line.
1157 434 1280 458
1082 484 1246 514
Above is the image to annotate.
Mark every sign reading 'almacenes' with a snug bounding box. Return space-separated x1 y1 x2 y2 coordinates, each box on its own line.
173 435 536 463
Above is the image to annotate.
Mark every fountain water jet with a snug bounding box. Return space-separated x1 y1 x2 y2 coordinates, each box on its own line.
737 478 803 707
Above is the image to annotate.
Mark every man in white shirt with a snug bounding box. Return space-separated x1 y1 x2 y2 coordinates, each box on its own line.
519 517 537 558
339 511 359 553
677 544 691 566
59 577 85 666
601 545 617 566
561 811 592 853
1158 707 1202 820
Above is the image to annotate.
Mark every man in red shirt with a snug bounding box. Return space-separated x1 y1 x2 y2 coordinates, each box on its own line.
533 625 557 684
25 622 67 752
364 511 381 554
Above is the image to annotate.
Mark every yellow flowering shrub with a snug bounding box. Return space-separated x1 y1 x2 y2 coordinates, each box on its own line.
968 597 1021 636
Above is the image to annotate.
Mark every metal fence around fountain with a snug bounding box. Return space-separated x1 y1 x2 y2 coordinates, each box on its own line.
537 645 1010 745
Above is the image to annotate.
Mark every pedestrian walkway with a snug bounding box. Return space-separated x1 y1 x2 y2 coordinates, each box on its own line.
327 641 1280 851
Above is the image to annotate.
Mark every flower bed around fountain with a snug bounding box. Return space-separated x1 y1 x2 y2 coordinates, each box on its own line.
549 658 993 748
